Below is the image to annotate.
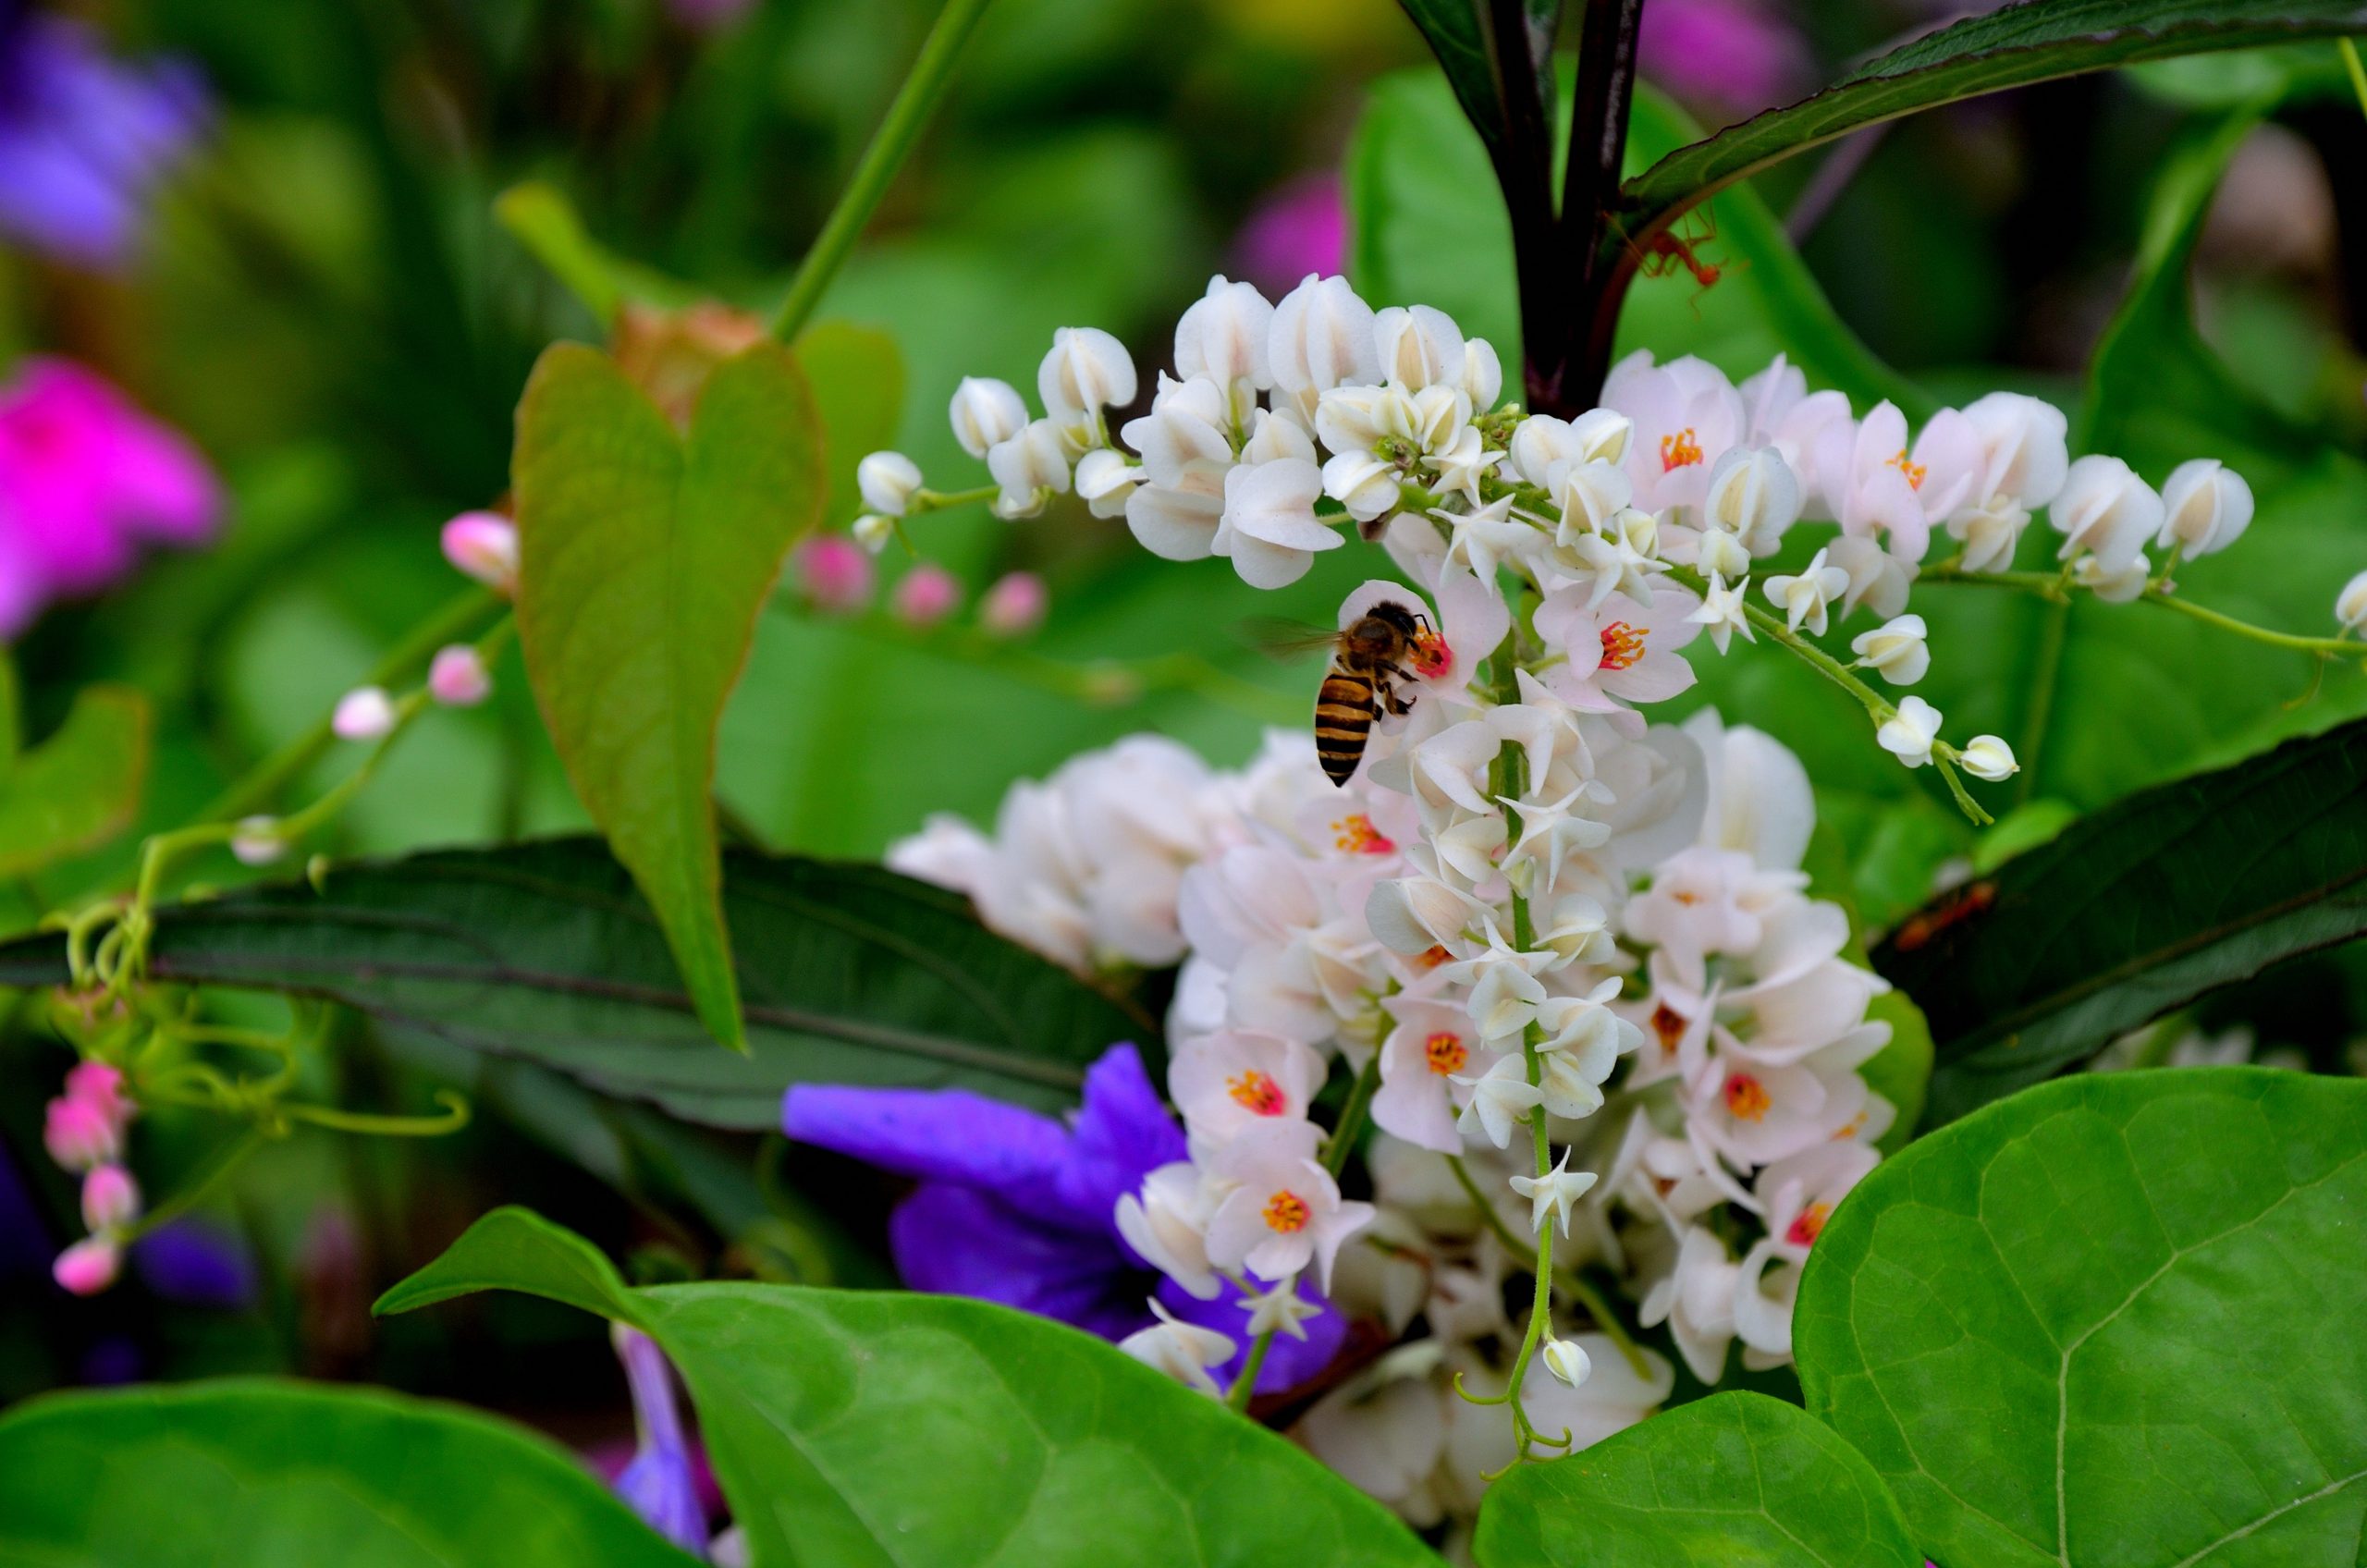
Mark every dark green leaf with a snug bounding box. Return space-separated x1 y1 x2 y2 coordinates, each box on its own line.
1392 0 1561 181
1473 1390 1919 1567
0 838 1151 1128
1621 1 2367 239
1881 717 2367 1125
514 341 827 1051
0 1378 691 1565
1798 1068 2367 1568
380 1207 1439 1568
0 685 150 878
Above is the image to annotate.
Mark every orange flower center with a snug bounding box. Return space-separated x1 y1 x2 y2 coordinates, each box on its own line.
1786 1201 1831 1248
1262 1190 1311 1233
1414 944 1453 973
1599 621 1648 672
1723 1072 1772 1122
1887 449 1926 490
1660 427 1703 471
1423 1031 1469 1076
1650 1003 1686 1058
1227 1070 1287 1116
1409 630 1452 680
1331 813 1395 855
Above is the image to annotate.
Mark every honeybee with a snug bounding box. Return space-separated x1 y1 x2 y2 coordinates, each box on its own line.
1252 600 1449 787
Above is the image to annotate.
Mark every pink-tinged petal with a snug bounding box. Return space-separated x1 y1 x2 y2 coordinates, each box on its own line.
1601 649 1699 704
1435 560 1510 680
1337 577 1428 631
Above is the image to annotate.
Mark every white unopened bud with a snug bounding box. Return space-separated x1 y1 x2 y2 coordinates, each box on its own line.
949 376 1028 459
1175 276 1274 389
855 450 924 517
1365 876 1476 955
1569 407 1633 466
1321 450 1400 523
1697 526 1750 581
1073 448 1140 520
1957 734 2018 781
1850 613 1930 685
852 514 896 553
1829 533 1916 620
1548 458 1630 540
332 686 397 741
987 420 1073 518
1876 695 1943 769
2338 570 2367 631
231 816 285 866
1372 304 1466 391
1702 446 1800 554
2073 550 2151 603
1036 327 1137 421
1461 337 1503 410
1508 414 1576 487
2155 458 2252 557
2050 454 2161 576
1269 274 1379 396
1541 1338 1592 1389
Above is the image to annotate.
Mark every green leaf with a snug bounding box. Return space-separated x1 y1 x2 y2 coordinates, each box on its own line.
0 838 1149 1128
1391 0 1560 184
1473 1390 1919 1567
1877 718 2367 1125
1343 73 1920 423
1621 0 2367 238
0 1378 691 1565
514 340 827 1052
0 685 150 879
1798 1068 2367 1568
381 1207 1438 1568
794 320 905 533
495 181 701 324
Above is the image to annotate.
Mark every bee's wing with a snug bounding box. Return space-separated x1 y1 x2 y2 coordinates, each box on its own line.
1236 617 1341 662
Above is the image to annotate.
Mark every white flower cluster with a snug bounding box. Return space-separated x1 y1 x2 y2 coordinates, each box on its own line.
875 273 2275 1520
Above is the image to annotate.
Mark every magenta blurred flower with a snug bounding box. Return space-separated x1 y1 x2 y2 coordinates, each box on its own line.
1233 175 1344 299
979 570 1048 638
0 357 221 637
0 8 208 267
889 562 962 629
1637 0 1811 119
791 534 874 615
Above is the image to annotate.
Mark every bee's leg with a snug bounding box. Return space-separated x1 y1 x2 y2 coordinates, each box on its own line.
1374 675 1414 717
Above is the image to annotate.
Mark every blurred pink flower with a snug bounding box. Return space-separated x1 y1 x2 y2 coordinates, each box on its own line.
1233 176 1344 299
890 563 962 629
979 570 1048 638
0 357 220 637
792 535 874 615
1637 0 1811 119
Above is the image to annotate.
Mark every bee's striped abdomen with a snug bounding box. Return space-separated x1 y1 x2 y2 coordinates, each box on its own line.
1315 666 1376 786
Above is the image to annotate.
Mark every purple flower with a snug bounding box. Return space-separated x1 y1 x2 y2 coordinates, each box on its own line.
1232 176 1344 299
784 1044 1346 1394
131 1219 257 1309
0 9 208 267
0 357 221 636
611 1325 709 1559
1637 0 1811 120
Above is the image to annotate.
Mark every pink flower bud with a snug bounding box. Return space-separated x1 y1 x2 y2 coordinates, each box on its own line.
64 1060 129 1125
81 1164 141 1232
890 564 962 629
793 536 874 614
332 686 398 741
43 1096 117 1172
441 511 520 594
979 571 1048 638
428 644 492 706
53 1236 120 1296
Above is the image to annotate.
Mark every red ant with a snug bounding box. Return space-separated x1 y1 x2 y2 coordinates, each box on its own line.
1625 204 1739 313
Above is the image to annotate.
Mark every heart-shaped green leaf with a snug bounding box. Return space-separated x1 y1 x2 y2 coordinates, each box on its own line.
0 683 150 878
0 838 1152 1127
380 1207 1440 1568
1880 717 2367 1123
0 1378 692 1565
513 340 825 1052
1620 1 2367 245
1474 1390 1919 1567
1798 1068 2367 1568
